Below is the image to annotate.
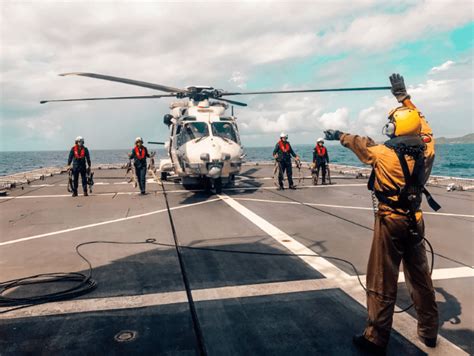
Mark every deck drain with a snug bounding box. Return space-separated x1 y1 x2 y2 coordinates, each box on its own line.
114 330 138 343
282 239 291 242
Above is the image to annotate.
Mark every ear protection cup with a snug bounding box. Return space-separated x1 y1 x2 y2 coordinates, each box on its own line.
382 122 396 137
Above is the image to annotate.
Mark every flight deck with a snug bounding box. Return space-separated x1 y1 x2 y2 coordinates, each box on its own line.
0 164 472 355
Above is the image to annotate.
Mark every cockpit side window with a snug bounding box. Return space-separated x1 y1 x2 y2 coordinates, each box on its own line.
178 122 209 146
211 122 238 143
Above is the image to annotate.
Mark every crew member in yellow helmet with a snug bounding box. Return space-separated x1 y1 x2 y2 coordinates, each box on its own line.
324 73 439 355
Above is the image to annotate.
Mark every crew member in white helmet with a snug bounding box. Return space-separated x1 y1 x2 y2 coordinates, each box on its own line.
129 137 150 195
67 136 91 197
313 138 329 184
273 132 299 190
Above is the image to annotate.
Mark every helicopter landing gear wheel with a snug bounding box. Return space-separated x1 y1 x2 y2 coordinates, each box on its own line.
203 177 212 193
160 172 169 181
213 177 222 194
228 174 235 188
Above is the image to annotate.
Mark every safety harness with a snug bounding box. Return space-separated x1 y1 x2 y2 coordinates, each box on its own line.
367 136 441 236
368 136 441 239
368 136 440 212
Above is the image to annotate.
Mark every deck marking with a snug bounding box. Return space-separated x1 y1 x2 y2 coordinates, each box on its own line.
399 266 474 282
226 183 367 191
3 268 472 322
0 198 220 247
233 197 474 219
217 193 467 355
218 194 351 280
349 266 474 283
0 183 367 201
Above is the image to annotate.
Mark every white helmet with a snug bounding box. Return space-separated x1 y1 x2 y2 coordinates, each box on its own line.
75 136 84 143
317 137 324 143
135 136 143 143
280 132 288 138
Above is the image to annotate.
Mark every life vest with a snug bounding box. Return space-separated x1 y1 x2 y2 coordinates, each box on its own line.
134 146 146 160
367 136 440 213
315 145 327 157
73 145 85 159
278 140 290 153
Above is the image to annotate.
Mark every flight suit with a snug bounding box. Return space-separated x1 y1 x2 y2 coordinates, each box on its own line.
273 140 297 188
68 145 91 194
313 145 329 184
340 104 438 347
130 146 150 194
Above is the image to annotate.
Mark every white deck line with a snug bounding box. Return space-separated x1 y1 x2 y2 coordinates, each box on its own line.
218 194 350 281
349 267 474 283
217 193 467 355
2 268 472 321
0 198 220 247
233 197 474 219
0 183 368 201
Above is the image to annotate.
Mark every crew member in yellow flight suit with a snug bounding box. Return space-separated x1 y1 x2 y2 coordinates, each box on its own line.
325 74 440 355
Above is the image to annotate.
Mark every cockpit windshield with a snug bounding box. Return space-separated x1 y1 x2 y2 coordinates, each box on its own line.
211 122 238 142
178 122 209 146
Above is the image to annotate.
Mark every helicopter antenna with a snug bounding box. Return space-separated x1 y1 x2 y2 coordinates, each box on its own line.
231 106 234 116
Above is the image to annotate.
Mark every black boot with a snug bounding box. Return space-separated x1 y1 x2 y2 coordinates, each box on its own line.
289 185 296 189
277 186 284 191
83 189 88 197
72 191 78 197
419 335 437 348
352 335 386 355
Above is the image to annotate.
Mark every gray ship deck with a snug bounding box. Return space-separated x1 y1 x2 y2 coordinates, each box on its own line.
1 165 473 355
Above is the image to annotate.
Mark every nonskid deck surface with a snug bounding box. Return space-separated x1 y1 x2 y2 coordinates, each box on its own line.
0 166 472 355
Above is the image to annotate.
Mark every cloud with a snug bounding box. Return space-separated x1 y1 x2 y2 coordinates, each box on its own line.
0 1 472 149
320 0 473 53
430 60 455 74
355 57 473 140
229 71 247 89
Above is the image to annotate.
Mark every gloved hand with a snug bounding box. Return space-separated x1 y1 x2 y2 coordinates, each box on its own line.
324 129 342 141
389 73 410 102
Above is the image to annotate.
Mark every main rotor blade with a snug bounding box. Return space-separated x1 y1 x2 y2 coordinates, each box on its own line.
148 141 166 145
216 98 248 107
40 94 176 104
221 86 391 96
59 72 187 93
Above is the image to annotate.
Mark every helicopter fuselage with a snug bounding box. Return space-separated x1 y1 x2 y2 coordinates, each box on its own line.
159 99 244 189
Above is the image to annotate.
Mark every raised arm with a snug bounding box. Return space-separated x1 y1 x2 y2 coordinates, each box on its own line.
324 130 377 166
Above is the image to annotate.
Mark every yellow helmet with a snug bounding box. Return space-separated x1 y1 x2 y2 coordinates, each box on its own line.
383 106 422 137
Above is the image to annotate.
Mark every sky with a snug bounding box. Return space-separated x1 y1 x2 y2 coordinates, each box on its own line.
0 0 473 151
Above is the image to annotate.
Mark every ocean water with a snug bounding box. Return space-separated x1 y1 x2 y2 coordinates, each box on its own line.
0 144 473 178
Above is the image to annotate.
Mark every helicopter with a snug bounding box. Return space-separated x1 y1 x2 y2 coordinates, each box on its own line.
40 72 390 193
